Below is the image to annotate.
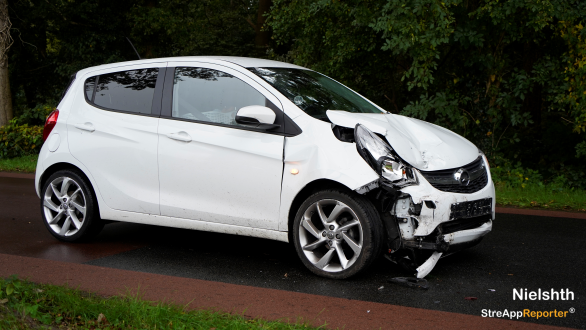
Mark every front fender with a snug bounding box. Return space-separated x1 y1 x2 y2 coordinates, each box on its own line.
278 116 378 231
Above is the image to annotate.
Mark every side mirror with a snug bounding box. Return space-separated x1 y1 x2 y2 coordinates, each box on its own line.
235 105 281 130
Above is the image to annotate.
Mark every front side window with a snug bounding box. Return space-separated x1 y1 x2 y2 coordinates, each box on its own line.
249 68 384 121
86 68 159 114
172 67 267 127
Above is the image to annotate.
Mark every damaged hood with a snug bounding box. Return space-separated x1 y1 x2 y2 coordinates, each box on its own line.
326 110 478 171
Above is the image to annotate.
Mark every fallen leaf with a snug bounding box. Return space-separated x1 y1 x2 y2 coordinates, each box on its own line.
97 313 108 324
0 299 8 304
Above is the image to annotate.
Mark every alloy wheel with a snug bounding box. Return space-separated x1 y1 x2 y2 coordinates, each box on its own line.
43 176 87 237
298 199 364 272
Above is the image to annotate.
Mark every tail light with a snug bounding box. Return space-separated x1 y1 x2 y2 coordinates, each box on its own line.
43 110 59 142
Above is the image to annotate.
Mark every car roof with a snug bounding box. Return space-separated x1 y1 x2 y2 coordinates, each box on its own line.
76 56 308 76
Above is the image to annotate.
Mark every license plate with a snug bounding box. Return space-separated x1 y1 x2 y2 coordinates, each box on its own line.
450 198 492 220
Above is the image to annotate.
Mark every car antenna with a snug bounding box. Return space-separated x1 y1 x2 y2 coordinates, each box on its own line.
125 37 141 60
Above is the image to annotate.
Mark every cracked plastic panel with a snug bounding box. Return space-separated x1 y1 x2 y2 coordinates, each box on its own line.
322 111 495 279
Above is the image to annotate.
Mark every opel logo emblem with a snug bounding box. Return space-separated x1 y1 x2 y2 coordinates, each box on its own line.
454 168 470 186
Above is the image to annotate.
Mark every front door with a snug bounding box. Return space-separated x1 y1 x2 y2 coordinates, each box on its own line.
157 62 284 230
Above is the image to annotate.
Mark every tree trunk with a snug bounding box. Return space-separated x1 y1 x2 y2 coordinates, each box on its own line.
521 42 542 126
254 0 272 51
0 64 12 126
143 0 156 59
0 0 13 127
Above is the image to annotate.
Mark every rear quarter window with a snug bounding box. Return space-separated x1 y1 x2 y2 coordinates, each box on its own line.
84 68 159 115
84 77 96 101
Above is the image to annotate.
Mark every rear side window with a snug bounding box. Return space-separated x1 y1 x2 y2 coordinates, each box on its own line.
85 68 159 115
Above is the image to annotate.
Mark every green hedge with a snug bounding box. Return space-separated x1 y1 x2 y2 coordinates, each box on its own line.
491 165 543 189
0 104 55 159
0 119 43 159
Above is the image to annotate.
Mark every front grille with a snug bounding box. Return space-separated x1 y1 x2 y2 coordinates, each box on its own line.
431 174 487 193
419 156 488 194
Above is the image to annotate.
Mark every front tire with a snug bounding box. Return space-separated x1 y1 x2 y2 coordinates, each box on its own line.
292 189 383 279
40 169 104 242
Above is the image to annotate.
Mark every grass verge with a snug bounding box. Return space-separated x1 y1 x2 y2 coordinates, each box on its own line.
495 184 586 212
0 155 37 173
0 276 320 330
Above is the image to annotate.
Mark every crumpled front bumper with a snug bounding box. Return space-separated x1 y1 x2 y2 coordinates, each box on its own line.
443 220 492 246
356 154 496 278
388 156 495 278
396 157 495 240
404 219 493 278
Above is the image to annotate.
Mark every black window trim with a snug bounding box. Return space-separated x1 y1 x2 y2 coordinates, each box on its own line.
160 66 302 137
83 67 166 119
61 73 77 102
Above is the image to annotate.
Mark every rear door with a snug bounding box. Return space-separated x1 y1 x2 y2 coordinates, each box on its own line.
157 62 284 229
68 64 166 215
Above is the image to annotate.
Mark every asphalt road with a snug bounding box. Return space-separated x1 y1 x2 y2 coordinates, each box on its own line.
1 175 584 329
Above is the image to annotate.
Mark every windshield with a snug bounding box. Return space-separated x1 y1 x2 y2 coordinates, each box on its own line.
248 67 384 121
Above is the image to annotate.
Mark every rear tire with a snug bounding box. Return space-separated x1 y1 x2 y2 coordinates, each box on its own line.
292 189 384 279
40 169 104 242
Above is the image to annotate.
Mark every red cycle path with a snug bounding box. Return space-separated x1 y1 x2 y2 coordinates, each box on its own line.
0 253 570 330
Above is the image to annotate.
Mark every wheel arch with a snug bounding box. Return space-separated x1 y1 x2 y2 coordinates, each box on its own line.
40 162 84 190
39 162 101 216
286 178 354 239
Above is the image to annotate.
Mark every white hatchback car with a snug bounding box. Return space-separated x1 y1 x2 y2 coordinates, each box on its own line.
36 57 494 279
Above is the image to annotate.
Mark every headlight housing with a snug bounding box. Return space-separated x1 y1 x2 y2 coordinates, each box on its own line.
354 124 418 188
478 149 490 170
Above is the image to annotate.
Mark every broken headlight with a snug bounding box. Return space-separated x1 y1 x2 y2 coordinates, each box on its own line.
355 124 418 188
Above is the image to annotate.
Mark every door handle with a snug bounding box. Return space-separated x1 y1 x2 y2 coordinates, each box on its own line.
166 132 192 142
74 123 95 132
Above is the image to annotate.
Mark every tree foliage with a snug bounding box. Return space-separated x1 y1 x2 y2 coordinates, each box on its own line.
5 0 586 187
7 0 262 108
268 0 586 186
